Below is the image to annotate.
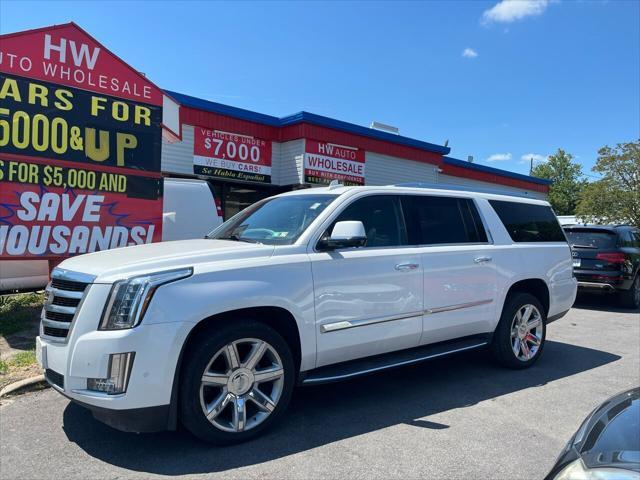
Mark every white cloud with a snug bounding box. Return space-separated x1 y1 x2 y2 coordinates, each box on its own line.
482 0 550 24
486 153 513 162
520 153 549 163
462 48 478 58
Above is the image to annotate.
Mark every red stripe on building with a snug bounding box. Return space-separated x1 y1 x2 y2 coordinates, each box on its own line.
441 163 549 193
180 106 548 193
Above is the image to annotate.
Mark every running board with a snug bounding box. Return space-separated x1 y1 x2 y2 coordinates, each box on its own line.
300 334 491 385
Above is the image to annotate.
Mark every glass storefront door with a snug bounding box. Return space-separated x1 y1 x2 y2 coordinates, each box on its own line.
209 182 289 221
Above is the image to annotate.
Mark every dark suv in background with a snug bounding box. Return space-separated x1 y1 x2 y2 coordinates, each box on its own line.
563 225 640 309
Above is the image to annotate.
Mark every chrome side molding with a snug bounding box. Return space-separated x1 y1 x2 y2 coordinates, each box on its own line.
320 311 423 333
321 299 493 333
425 299 493 315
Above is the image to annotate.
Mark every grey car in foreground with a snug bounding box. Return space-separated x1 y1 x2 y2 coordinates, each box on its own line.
545 387 640 480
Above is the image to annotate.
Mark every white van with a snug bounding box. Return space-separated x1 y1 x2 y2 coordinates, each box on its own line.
0 178 223 293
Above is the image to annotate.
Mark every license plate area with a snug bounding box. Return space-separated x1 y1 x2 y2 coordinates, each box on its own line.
572 259 581 268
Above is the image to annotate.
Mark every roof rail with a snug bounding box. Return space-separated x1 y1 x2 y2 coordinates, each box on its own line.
391 182 535 198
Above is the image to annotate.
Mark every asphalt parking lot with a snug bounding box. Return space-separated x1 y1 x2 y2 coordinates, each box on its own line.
1 295 638 480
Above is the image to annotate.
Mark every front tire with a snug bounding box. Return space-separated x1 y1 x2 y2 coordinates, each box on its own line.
492 292 546 369
179 320 295 444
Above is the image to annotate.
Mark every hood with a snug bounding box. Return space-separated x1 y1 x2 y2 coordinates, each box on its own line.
57 239 275 283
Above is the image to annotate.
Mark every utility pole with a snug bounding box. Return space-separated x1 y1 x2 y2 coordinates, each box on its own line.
529 156 534 175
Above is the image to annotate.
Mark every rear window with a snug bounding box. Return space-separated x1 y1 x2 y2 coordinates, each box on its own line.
586 401 640 454
401 196 488 245
564 229 618 249
490 200 566 243
581 396 640 464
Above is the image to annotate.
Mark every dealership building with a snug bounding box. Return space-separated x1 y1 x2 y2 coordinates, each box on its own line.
161 91 551 219
0 21 552 256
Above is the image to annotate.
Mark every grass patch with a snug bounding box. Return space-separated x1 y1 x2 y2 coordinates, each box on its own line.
0 292 43 336
0 349 37 377
0 349 41 391
10 350 36 368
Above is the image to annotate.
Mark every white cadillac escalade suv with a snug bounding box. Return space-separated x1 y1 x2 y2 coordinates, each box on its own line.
36 184 577 444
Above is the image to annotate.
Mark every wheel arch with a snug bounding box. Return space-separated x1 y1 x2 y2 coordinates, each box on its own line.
166 305 302 430
503 278 550 317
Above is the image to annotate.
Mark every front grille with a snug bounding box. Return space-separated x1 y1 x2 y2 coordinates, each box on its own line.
43 326 69 338
45 369 64 389
44 310 74 323
41 270 94 343
52 296 81 307
51 278 88 292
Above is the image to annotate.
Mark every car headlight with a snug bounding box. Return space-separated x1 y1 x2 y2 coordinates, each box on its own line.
554 458 639 480
100 268 193 330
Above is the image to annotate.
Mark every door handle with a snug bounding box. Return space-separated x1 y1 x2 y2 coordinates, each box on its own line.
474 256 492 264
395 263 419 271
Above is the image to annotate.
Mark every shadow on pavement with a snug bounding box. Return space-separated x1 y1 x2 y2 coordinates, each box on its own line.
62 340 620 475
573 293 640 314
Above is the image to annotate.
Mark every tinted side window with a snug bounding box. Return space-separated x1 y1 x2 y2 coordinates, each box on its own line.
490 200 566 242
401 196 488 245
332 195 404 247
619 231 632 247
620 230 640 248
460 199 489 243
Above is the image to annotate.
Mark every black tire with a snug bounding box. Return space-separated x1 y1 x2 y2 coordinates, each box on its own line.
179 320 295 444
617 275 640 310
491 292 546 369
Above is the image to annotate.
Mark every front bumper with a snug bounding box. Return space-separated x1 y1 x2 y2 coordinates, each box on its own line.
56 387 171 432
37 283 192 432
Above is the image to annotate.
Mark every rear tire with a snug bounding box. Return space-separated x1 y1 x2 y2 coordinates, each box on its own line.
492 292 546 369
618 275 640 310
179 320 295 444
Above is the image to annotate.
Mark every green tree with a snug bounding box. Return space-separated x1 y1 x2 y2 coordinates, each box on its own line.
576 140 640 226
531 149 586 215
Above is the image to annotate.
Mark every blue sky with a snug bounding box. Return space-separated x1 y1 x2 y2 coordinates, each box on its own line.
1 0 638 178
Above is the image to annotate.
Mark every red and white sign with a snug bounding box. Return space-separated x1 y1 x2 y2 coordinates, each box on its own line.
0 23 162 105
0 23 164 259
194 128 272 183
304 140 365 185
0 179 162 257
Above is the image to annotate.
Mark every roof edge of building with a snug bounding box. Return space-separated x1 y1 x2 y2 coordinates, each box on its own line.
443 156 552 186
163 89 451 156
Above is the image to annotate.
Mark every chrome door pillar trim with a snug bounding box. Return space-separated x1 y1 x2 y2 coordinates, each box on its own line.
425 298 493 315
320 311 423 333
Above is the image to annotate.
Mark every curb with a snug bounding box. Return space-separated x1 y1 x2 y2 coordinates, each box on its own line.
0 375 47 398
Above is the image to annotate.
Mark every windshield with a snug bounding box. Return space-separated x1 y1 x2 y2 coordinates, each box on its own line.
565 229 618 249
208 194 337 245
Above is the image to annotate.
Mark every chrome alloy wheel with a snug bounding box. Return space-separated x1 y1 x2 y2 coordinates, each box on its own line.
199 338 285 433
510 304 543 361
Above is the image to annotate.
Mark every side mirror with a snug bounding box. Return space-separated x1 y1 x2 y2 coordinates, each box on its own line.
319 221 367 250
